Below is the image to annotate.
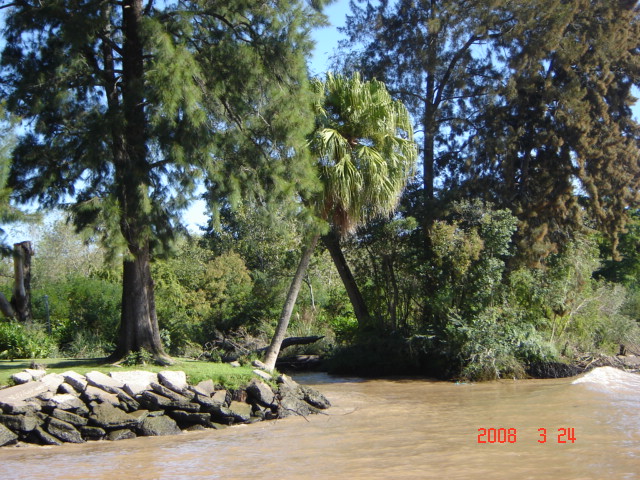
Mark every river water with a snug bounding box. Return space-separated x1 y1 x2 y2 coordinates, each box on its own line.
0 366 638 480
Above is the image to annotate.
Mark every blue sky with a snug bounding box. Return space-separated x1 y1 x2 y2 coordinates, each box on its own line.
309 0 350 77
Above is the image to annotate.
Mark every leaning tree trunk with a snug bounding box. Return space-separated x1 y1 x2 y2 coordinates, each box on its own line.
321 229 371 329
263 234 320 372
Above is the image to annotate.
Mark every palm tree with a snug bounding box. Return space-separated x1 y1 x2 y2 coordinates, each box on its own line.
263 72 417 371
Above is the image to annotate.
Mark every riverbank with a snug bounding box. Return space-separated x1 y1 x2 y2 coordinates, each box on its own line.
0 363 331 447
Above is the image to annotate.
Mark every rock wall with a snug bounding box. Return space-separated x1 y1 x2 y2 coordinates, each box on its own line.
0 368 330 447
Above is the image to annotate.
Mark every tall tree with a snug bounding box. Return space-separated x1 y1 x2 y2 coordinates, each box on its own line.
1 0 329 363
339 0 515 207
469 0 640 263
263 72 417 370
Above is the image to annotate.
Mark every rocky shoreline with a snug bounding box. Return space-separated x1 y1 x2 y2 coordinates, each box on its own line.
0 367 330 447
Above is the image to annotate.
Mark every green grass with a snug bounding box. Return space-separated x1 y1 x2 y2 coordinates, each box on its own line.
0 358 258 390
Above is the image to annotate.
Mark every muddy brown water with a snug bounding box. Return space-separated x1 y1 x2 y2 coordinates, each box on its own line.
0 367 638 479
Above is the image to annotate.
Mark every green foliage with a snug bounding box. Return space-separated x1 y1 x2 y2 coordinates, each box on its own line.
32 276 121 350
121 349 156 366
309 72 418 234
0 321 57 359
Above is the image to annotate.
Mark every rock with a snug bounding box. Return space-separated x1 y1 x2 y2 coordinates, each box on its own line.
110 371 158 396
51 408 88 427
246 379 278 408
40 373 64 393
24 369 47 381
253 369 273 381
212 390 229 406
36 391 53 402
252 359 268 370
86 371 125 394
167 410 214 428
192 379 215 397
11 372 33 385
61 371 88 392
89 402 140 429
275 376 323 418
1 401 41 415
229 401 252 418
277 393 316 418
150 382 192 402
46 417 84 443
31 426 64 446
80 425 106 441
0 413 39 432
138 415 181 436
137 391 200 412
48 393 88 411
299 385 331 410
83 385 120 406
0 381 50 410
192 393 221 412
158 371 188 394
0 423 18 446
229 361 241 368
107 429 137 441
117 390 140 412
58 382 80 395
209 404 250 425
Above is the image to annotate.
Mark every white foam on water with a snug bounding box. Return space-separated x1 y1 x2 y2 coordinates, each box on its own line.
572 366 640 395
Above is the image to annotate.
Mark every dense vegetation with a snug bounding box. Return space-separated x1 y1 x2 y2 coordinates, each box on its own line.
1 0 639 380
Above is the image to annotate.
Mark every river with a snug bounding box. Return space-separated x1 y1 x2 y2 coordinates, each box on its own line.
0 366 638 479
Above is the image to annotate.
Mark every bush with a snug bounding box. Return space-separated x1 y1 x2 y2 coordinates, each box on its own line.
0 321 57 359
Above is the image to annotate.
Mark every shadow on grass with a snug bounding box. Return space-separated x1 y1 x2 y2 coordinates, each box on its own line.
0 358 109 372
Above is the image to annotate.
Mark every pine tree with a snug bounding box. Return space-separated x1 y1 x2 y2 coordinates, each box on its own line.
471 0 640 263
1 0 329 363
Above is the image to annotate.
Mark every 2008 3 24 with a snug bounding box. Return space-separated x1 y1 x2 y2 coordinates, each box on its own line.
477 427 576 444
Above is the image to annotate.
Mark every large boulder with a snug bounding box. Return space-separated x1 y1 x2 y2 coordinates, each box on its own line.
0 413 39 432
138 415 181 436
0 381 50 411
31 425 64 446
0 423 18 447
10 372 33 385
46 417 84 443
137 391 200 412
110 371 158 396
82 386 120 406
40 373 65 392
158 371 188 394
246 379 278 409
51 408 88 427
47 394 86 411
299 385 331 410
86 371 125 394
89 402 140 429
61 371 88 392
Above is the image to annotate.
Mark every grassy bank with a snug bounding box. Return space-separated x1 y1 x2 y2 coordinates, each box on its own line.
0 358 257 390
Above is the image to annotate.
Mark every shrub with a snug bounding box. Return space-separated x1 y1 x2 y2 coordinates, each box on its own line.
0 321 57 359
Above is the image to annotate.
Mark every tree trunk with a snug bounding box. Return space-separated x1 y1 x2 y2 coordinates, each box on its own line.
321 229 371 329
263 234 320 372
109 245 171 364
107 0 170 364
10 241 33 323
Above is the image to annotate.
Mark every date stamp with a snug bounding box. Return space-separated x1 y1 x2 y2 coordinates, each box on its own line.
477 427 576 444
